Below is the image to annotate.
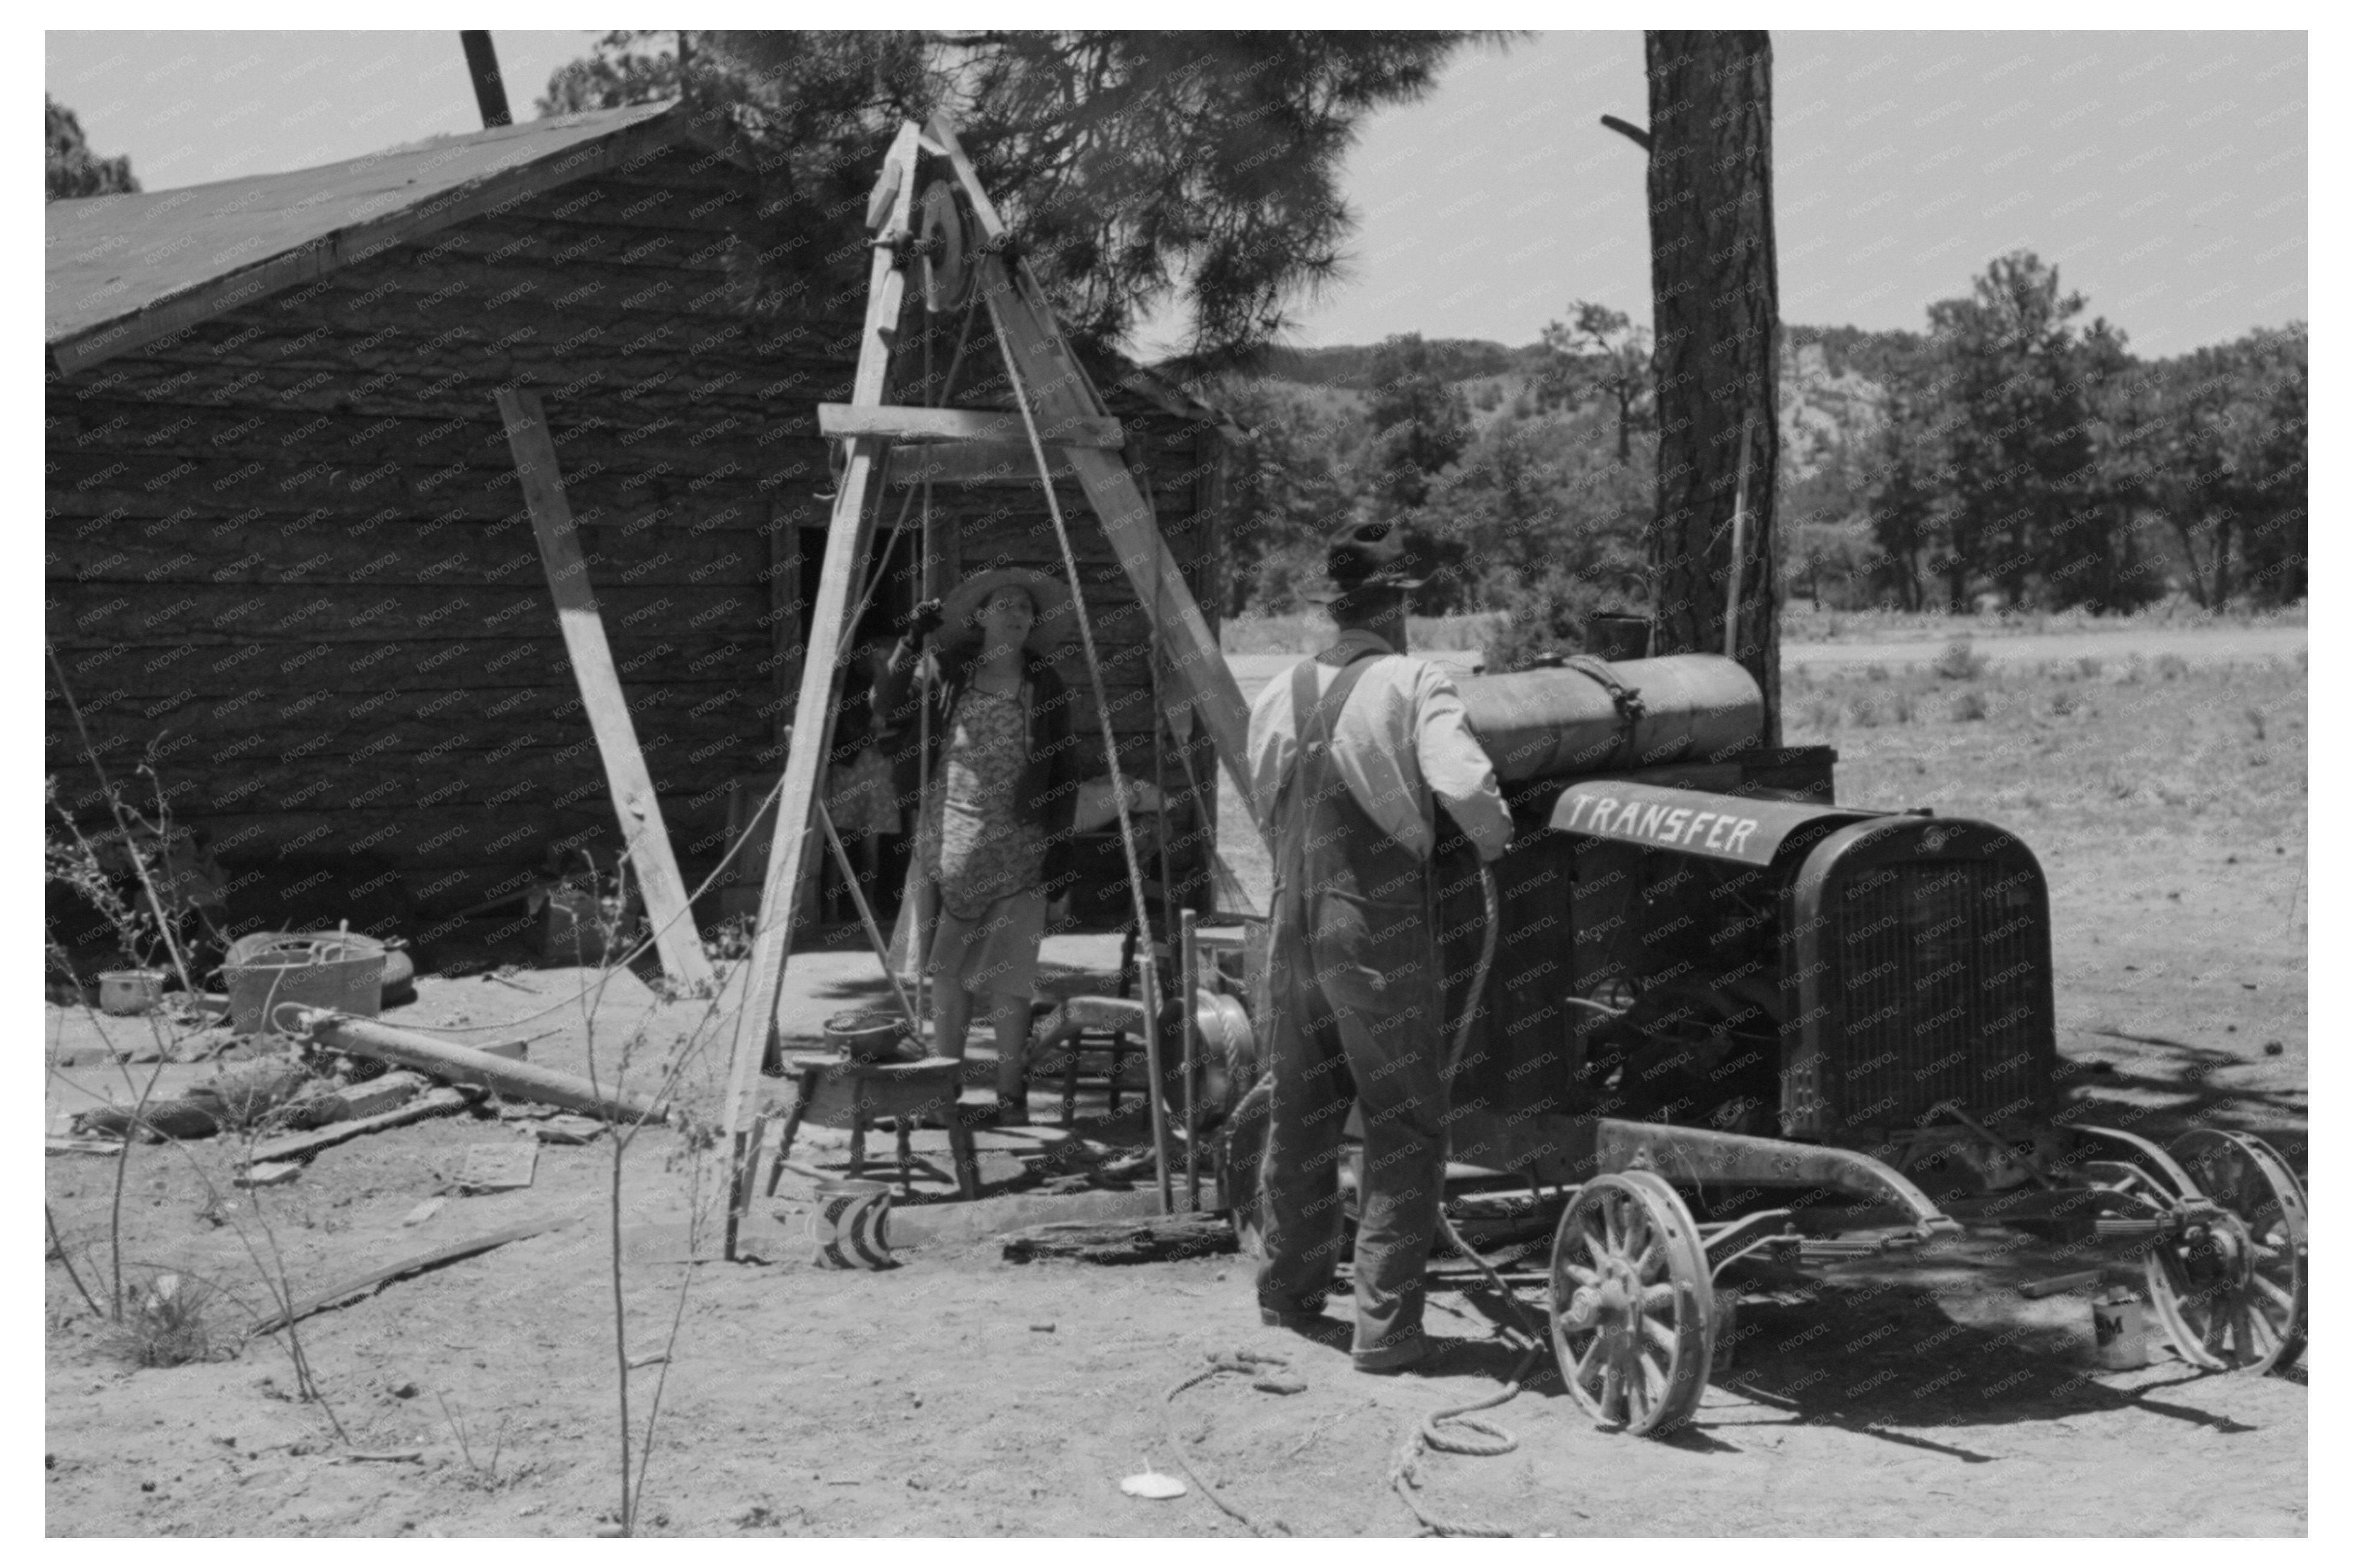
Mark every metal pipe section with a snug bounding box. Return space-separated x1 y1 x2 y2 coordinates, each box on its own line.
1455 653 1764 783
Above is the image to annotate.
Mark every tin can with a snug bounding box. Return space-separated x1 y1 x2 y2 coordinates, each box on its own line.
98 968 166 1016
2091 1290 2147 1369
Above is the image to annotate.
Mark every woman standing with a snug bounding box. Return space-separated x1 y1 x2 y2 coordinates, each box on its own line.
877 568 1152 1125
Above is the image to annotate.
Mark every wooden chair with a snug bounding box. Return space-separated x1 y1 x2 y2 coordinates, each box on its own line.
1026 995 1155 1128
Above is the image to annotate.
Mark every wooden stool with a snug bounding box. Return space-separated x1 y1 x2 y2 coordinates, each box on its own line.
763 1054 981 1200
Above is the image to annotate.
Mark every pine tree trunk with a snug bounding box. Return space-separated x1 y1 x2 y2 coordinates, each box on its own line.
1643 31 1782 743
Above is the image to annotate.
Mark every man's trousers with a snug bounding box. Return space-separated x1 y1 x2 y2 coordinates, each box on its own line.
1255 887 1448 1357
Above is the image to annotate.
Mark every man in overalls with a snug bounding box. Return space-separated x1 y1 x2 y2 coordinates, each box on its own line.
1246 521 1513 1372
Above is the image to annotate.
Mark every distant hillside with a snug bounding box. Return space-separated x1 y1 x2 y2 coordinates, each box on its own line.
1232 326 1931 482
1254 338 1541 389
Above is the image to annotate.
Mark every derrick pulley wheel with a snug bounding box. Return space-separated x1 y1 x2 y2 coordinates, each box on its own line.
2143 1130 2307 1374
918 180 969 315
1549 1169 1714 1436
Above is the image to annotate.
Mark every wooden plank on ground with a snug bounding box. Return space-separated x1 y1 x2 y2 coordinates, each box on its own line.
247 1087 471 1165
819 403 1123 449
720 120 924 1260
250 1219 567 1334
999 1210 1237 1265
495 387 715 994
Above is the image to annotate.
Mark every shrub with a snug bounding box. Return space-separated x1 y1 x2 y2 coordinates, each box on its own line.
1934 637 1988 680
1481 570 1641 673
1952 689 1990 722
2076 655 2104 679
119 1271 214 1368
2154 652 2189 681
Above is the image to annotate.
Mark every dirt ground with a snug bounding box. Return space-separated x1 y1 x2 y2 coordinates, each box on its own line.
45 626 2306 1537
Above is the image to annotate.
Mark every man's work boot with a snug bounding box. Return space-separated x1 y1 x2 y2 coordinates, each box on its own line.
1353 1330 1444 1374
1258 1296 1329 1331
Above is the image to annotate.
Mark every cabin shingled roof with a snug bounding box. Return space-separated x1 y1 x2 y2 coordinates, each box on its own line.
46 99 691 376
46 98 1242 436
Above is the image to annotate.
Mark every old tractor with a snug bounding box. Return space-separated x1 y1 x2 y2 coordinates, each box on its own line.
1205 652 2307 1434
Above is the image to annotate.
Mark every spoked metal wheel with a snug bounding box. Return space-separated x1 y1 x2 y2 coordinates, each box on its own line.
2145 1130 2308 1374
1548 1171 1714 1436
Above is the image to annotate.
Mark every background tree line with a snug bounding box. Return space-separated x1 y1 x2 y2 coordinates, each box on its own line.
1211 250 2305 664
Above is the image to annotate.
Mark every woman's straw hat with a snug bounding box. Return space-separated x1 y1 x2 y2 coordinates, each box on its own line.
937 567 1075 653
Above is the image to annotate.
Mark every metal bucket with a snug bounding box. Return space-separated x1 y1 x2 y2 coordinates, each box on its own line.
824 1010 915 1065
809 1178 895 1269
223 931 385 1035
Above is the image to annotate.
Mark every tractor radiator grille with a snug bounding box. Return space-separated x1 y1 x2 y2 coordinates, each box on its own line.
1827 860 2047 1127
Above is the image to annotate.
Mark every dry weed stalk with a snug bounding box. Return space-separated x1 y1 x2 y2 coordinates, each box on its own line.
564 828 737 1536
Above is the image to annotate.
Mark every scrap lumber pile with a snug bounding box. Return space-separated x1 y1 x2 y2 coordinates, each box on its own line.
55 1010 668 1183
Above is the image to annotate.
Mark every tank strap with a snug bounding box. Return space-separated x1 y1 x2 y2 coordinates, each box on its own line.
1563 655 1647 765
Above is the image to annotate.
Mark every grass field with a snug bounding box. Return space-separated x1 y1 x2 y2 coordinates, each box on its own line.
1220 611 1502 655
1784 642 2308 1138
1220 602 2305 656
1780 599 2305 645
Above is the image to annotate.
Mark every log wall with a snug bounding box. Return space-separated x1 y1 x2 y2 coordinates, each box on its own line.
46 137 1225 926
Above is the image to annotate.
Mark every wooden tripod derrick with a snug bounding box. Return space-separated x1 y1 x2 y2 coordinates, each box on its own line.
716 117 1260 1256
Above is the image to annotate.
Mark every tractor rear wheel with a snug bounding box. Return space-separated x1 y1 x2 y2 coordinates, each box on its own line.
2145 1130 2308 1374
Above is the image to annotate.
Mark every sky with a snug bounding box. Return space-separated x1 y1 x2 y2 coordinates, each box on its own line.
1264 30 2307 358
45 30 2307 360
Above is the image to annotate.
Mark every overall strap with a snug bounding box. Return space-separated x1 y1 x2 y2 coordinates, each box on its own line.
1293 652 1382 814
1272 649 1385 922
1275 649 1383 810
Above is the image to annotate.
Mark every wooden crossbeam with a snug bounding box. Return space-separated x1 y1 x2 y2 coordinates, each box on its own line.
718 122 923 1258
818 403 1124 449
496 388 715 993
925 114 1262 831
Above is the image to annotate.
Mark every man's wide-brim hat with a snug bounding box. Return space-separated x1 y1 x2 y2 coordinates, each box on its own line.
937 567 1075 653
1304 520 1428 603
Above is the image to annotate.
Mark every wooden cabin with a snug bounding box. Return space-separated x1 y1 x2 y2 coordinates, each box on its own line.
45 101 1232 965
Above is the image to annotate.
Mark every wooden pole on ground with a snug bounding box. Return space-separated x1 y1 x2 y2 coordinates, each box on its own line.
718 122 924 1260
496 389 715 994
295 1012 669 1123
